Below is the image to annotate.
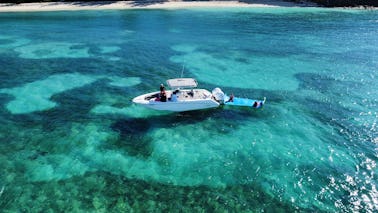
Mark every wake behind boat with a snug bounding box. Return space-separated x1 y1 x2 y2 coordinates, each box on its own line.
132 78 265 112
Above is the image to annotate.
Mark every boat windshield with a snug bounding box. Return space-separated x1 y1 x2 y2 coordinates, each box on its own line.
166 78 198 89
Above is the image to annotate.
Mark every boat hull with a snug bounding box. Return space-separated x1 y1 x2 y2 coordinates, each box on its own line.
132 90 220 112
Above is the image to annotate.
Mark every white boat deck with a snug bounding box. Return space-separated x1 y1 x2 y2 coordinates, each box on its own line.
173 89 211 101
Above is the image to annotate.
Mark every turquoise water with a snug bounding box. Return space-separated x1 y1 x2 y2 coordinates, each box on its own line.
0 7 377 211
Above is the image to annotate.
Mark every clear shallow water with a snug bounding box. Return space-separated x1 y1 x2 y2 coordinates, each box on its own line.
0 7 377 212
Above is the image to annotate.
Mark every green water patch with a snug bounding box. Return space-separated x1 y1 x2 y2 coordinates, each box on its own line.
19 122 159 182
249 100 374 211
14 42 91 59
0 39 14 46
90 88 353 209
106 76 141 87
99 46 121 54
0 35 30 49
0 73 140 114
0 73 96 114
292 72 378 211
295 72 377 148
0 171 301 212
170 44 317 91
4 109 371 211
13 107 258 183
296 73 377 176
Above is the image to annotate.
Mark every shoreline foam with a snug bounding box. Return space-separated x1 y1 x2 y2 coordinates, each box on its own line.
0 0 315 12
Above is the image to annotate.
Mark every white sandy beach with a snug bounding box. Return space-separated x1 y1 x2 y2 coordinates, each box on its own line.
0 0 316 12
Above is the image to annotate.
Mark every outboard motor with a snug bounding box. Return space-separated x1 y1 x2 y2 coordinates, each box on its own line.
212 87 225 103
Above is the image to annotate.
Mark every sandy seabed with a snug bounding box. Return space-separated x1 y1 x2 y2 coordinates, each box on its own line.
0 0 315 12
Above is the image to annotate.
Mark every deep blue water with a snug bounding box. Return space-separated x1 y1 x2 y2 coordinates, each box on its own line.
0 8 377 212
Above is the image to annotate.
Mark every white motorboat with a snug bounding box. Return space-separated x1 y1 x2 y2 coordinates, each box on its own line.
132 78 220 112
132 78 266 112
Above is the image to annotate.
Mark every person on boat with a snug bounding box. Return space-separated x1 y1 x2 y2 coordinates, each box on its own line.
171 91 178 102
157 83 167 102
225 93 234 103
160 84 165 92
160 90 167 102
188 89 194 97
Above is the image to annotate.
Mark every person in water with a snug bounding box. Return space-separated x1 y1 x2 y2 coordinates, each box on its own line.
253 101 264 108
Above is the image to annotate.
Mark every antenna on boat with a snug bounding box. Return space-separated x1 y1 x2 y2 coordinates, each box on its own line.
180 64 185 78
180 60 186 78
181 64 185 78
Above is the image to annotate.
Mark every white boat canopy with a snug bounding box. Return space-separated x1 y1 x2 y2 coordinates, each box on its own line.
166 78 198 89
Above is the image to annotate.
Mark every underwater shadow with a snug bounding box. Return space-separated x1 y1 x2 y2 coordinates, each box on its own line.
109 106 266 158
